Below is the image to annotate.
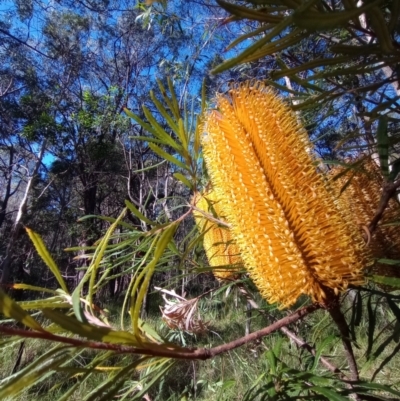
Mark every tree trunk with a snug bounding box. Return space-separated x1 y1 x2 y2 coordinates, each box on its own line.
1 140 47 285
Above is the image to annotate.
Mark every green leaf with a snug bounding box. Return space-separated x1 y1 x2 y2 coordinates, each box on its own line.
293 0 381 31
42 309 140 345
212 7 295 74
125 199 155 226
311 335 336 372
0 347 71 399
130 360 174 401
131 223 178 337
142 106 181 150
352 381 400 397
18 296 71 310
10 283 57 294
0 287 44 331
25 227 69 293
376 258 400 266
149 143 189 171
376 115 389 179
371 275 400 288
174 172 193 189
309 386 348 400
166 77 181 121
216 0 283 23
124 107 180 151
150 90 180 134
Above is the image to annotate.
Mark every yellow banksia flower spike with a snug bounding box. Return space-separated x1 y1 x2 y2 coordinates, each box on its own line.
193 191 242 281
331 157 400 285
201 81 369 308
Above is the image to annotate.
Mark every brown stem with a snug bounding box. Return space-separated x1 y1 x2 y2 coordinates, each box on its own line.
368 179 400 234
0 304 319 361
327 298 359 382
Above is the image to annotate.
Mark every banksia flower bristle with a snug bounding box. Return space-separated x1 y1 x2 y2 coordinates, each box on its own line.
193 191 242 280
202 81 368 308
331 157 400 284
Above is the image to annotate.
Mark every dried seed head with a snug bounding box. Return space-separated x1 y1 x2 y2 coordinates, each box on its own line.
193 191 242 281
202 82 368 307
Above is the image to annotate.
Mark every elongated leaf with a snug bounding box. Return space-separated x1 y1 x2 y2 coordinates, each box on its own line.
150 90 179 133
309 386 348 400
212 6 296 74
42 309 140 345
242 30 309 63
293 0 380 31
371 275 400 288
149 143 189 171
142 106 181 150
376 115 389 179
0 347 70 399
376 258 400 266
0 287 44 330
125 199 155 226
130 360 173 400
311 335 336 372
173 172 193 189
131 223 178 337
124 107 180 151
353 380 400 397
26 227 68 293
367 7 395 53
18 296 71 310
271 55 353 80
216 0 283 23
10 283 57 294
166 77 181 121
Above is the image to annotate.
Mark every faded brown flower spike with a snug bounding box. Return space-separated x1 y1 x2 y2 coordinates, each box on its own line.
201 81 369 308
193 191 242 281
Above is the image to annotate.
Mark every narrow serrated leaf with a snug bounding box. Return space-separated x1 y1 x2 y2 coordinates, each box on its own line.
0 287 44 331
26 228 68 293
174 173 193 189
293 0 380 31
125 199 155 226
312 387 349 400
149 143 189 171
42 309 139 345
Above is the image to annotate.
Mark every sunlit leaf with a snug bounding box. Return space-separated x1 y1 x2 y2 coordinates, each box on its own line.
26 227 69 293
0 287 44 331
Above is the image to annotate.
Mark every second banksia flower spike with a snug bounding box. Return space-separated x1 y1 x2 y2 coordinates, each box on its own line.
193 191 242 281
202 82 369 308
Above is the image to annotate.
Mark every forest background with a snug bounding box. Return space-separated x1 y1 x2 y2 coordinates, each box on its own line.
1 0 400 400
